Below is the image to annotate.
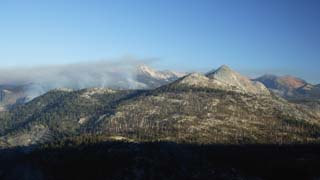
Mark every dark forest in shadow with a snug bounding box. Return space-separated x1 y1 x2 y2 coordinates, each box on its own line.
1 141 320 180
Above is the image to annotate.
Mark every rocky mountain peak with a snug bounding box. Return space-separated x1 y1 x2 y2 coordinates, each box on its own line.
136 64 185 80
172 65 270 95
207 65 270 95
256 75 307 91
215 64 232 72
206 65 231 77
278 76 307 90
136 64 187 89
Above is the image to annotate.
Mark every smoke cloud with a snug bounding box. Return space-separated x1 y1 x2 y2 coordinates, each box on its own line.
0 57 151 98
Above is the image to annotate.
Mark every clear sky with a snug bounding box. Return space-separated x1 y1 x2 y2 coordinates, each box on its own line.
0 0 319 82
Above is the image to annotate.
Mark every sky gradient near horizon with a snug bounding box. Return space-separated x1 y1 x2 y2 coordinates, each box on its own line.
0 0 319 83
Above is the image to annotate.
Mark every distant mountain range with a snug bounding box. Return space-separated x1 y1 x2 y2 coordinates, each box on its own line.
254 74 320 101
1 65 319 148
0 65 319 112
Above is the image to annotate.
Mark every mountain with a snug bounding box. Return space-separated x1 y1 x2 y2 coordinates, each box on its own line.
255 75 320 100
254 75 307 94
206 65 270 95
136 64 186 88
255 75 306 91
176 65 270 95
0 88 137 146
1 65 319 148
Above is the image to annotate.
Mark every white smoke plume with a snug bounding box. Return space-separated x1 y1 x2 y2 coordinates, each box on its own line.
0 57 152 98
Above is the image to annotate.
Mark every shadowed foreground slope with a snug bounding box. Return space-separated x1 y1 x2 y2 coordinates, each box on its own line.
1 138 320 180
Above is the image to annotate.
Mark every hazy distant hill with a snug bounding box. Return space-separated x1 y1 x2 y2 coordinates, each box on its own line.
1 65 319 148
255 75 320 101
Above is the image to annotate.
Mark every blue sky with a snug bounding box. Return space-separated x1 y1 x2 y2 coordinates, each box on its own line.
0 0 319 82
